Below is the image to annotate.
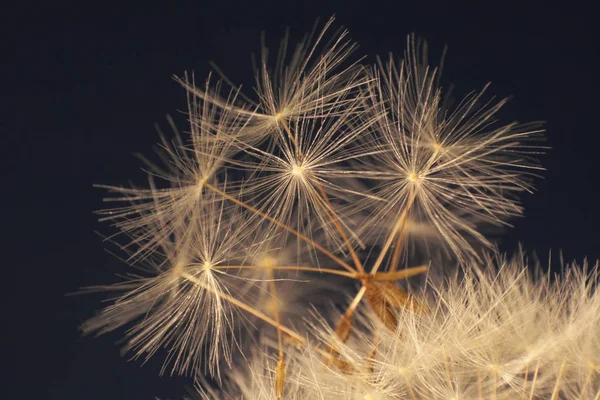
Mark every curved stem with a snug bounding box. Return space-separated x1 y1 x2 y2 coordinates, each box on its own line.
313 183 365 273
528 360 540 400
212 265 358 279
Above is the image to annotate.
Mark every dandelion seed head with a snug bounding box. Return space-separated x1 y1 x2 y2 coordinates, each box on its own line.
291 163 305 177
83 19 581 400
352 35 545 262
257 255 277 268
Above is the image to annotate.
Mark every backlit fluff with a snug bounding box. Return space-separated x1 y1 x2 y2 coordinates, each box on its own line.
357 36 545 262
79 17 584 400
194 255 599 399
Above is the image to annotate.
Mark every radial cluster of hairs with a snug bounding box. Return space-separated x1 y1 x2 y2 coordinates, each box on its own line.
82 17 599 400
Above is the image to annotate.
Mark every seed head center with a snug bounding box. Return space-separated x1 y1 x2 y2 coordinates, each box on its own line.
292 164 304 177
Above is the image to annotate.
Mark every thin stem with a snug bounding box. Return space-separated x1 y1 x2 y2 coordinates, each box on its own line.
369 189 417 275
203 180 355 273
329 266 427 346
385 145 438 274
389 224 408 272
267 268 284 360
179 270 347 363
212 265 358 279
179 270 306 345
369 266 428 281
347 285 368 315
331 285 367 342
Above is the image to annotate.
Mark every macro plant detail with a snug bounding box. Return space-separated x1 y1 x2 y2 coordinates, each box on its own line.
82 17 599 399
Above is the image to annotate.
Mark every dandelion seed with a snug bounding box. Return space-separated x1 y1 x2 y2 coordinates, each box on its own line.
225 102 382 257
82 20 576 400
177 17 371 145
359 35 545 262
83 190 265 378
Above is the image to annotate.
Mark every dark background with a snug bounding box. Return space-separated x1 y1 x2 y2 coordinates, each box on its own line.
7 2 599 399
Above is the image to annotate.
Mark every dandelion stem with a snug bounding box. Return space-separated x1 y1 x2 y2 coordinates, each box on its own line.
403 374 417 400
348 285 368 314
331 285 367 342
389 226 408 272
267 268 285 360
275 357 286 400
314 183 365 273
386 146 438 273
369 189 417 275
443 349 454 395
179 270 349 364
203 180 355 273
212 265 358 279
179 270 306 345
368 266 428 281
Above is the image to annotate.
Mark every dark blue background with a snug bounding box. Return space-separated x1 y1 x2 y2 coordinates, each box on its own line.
6 2 598 399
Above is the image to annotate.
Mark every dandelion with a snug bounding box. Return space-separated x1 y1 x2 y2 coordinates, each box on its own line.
83 189 268 378
80 18 589 400
359 35 545 263
177 16 370 145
